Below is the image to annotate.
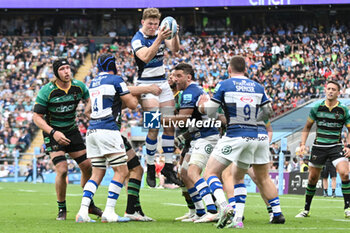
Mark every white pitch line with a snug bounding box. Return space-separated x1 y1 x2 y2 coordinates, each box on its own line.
162 203 187 207
18 189 37 192
333 219 350 222
66 194 82 196
279 228 350 230
0 203 50 206
249 195 344 202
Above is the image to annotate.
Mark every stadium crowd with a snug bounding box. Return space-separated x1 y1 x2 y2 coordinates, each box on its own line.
0 36 87 163
0 22 350 175
83 24 350 129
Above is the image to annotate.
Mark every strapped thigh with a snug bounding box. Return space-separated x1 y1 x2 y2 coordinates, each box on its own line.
127 155 141 170
52 155 67 166
91 157 107 169
73 153 87 164
107 154 128 167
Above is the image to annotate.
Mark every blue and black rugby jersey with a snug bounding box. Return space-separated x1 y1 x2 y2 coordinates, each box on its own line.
88 72 130 131
131 30 166 82
212 76 270 138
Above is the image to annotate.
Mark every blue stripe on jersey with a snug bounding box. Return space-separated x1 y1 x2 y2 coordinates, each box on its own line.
226 124 258 138
257 125 268 135
137 76 166 82
89 117 119 130
212 77 269 138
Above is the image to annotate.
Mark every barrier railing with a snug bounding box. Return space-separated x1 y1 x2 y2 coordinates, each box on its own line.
0 147 43 184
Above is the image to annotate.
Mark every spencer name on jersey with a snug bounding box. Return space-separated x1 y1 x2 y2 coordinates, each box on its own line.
88 73 130 131
212 76 270 138
131 30 166 82
180 82 219 139
33 79 89 133
309 100 350 146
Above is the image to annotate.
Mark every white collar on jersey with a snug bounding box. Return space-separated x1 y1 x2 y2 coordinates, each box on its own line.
139 29 158 38
230 75 248 79
99 72 110 75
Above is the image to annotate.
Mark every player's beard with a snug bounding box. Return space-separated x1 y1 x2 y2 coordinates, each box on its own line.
170 82 176 90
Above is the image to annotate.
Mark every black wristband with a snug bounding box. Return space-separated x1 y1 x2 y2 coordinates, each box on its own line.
50 129 56 138
347 145 350 149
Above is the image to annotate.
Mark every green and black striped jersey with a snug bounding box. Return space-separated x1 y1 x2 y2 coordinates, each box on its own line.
33 79 89 133
308 100 350 146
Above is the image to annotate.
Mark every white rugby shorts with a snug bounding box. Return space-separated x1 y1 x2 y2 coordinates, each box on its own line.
211 135 269 169
188 134 219 170
86 129 126 158
137 81 174 103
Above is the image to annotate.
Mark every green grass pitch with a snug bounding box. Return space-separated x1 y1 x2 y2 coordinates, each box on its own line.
1 182 350 233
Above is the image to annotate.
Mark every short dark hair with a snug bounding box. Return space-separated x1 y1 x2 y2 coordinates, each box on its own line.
229 55 246 73
174 63 195 80
327 80 341 91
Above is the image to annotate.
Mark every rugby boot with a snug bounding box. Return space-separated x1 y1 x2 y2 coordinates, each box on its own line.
89 202 103 217
56 209 67 221
147 164 156 188
161 163 182 186
270 213 285 224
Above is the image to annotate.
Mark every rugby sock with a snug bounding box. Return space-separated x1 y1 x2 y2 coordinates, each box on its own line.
105 180 123 212
79 180 98 214
126 178 143 215
195 178 217 214
162 135 174 164
341 180 350 209
188 187 205 216
268 197 282 217
182 187 195 210
228 197 236 209
57 200 66 212
234 183 247 221
267 205 273 215
208 176 226 208
208 176 228 210
332 189 336 196
146 136 157 165
324 189 328 196
305 183 316 211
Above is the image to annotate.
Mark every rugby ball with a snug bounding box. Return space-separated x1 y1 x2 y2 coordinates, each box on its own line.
160 16 177 40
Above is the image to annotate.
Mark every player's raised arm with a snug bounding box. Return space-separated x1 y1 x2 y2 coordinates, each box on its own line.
165 24 180 53
135 26 171 64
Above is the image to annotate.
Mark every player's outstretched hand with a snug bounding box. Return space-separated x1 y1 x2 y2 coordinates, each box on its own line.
343 147 350 158
158 26 171 41
149 84 162 96
53 131 71 146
